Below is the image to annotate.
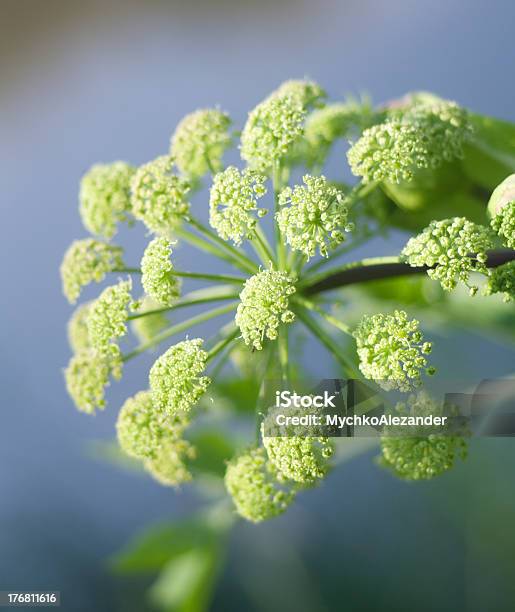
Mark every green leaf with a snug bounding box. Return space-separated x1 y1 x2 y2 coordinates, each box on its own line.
188 430 236 478
149 543 222 612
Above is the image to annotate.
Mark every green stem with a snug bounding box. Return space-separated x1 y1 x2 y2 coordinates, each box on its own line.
294 295 353 336
128 288 240 320
294 307 361 379
188 216 258 274
207 325 240 362
113 267 142 274
299 256 401 291
304 233 372 274
174 225 244 269
273 162 287 271
252 226 276 266
278 325 290 384
173 271 245 284
123 302 238 361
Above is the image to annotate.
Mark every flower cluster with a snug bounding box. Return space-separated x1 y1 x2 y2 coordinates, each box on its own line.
79 161 135 239
64 348 121 414
240 94 306 173
270 79 326 108
353 310 434 391
131 297 170 347
348 99 472 183
170 109 232 180
60 239 124 303
209 166 268 245
380 392 468 480
276 175 352 258
236 269 296 350
224 448 295 523
149 339 211 415
261 406 333 484
141 237 181 306
130 155 190 234
67 301 92 353
483 261 515 302
146 438 196 487
87 279 132 357
401 217 494 294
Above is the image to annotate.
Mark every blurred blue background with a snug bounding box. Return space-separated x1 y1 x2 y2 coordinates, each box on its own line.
2 0 515 610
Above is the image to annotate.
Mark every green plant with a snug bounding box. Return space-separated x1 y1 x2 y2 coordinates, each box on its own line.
61 80 515 608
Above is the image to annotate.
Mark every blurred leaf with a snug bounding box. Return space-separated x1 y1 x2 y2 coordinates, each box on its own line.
188 430 236 478
149 543 222 612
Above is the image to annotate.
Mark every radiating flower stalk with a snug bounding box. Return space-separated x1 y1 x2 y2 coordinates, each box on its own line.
61 80 515 523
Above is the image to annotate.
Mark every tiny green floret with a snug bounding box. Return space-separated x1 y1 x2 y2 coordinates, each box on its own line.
79 161 135 239
270 79 326 108
401 217 494 294
483 261 515 302
87 279 133 356
149 338 211 415
490 192 515 249
276 175 352 259
60 239 124 304
67 301 93 353
141 237 181 306
224 448 295 523
380 391 468 480
209 166 268 245
131 155 190 234
65 348 121 414
241 94 306 173
144 437 196 487
236 269 296 350
354 310 434 391
170 108 232 179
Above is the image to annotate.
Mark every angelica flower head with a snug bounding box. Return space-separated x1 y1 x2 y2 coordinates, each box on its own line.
79 161 135 239
401 217 494 294
354 310 434 391
380 391 467 480
261 406 333 484
131 155 190 234
348 99 472 183
60 239 124 304
149 338 211 415
87 279 132 356
170 109 232 180
144 437 196 487
270 79 326 108
67 301 93 353
483 261 515 302
64 348 121 414
240 94 306 173
116 390 187 460
236 269 296 350
209 166 268 245
276 175 352 259
141 237 181 306
131 296 170 347
224 448 295 523
488 175 515 249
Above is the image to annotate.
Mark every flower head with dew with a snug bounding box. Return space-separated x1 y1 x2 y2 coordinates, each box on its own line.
144 437 196 487
67 301 93 353
401 217 494 295
60 239 124 304
347 99 472 183
87 279 133 357
240 94 306 173
353 310 434 391
79 161 135 239
236 269 296 350
483 261 515 302
170 109 232 180
149 338 211 415
380 391 468 480
141 237 181 306
261 405 333 484
130 155 190 234
224 448 296 523
131 296 170 347
116 390 188 461
209 166 268 245
276 175 353 259
269 79 326 108
64 347 121 414
488 174 515 249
